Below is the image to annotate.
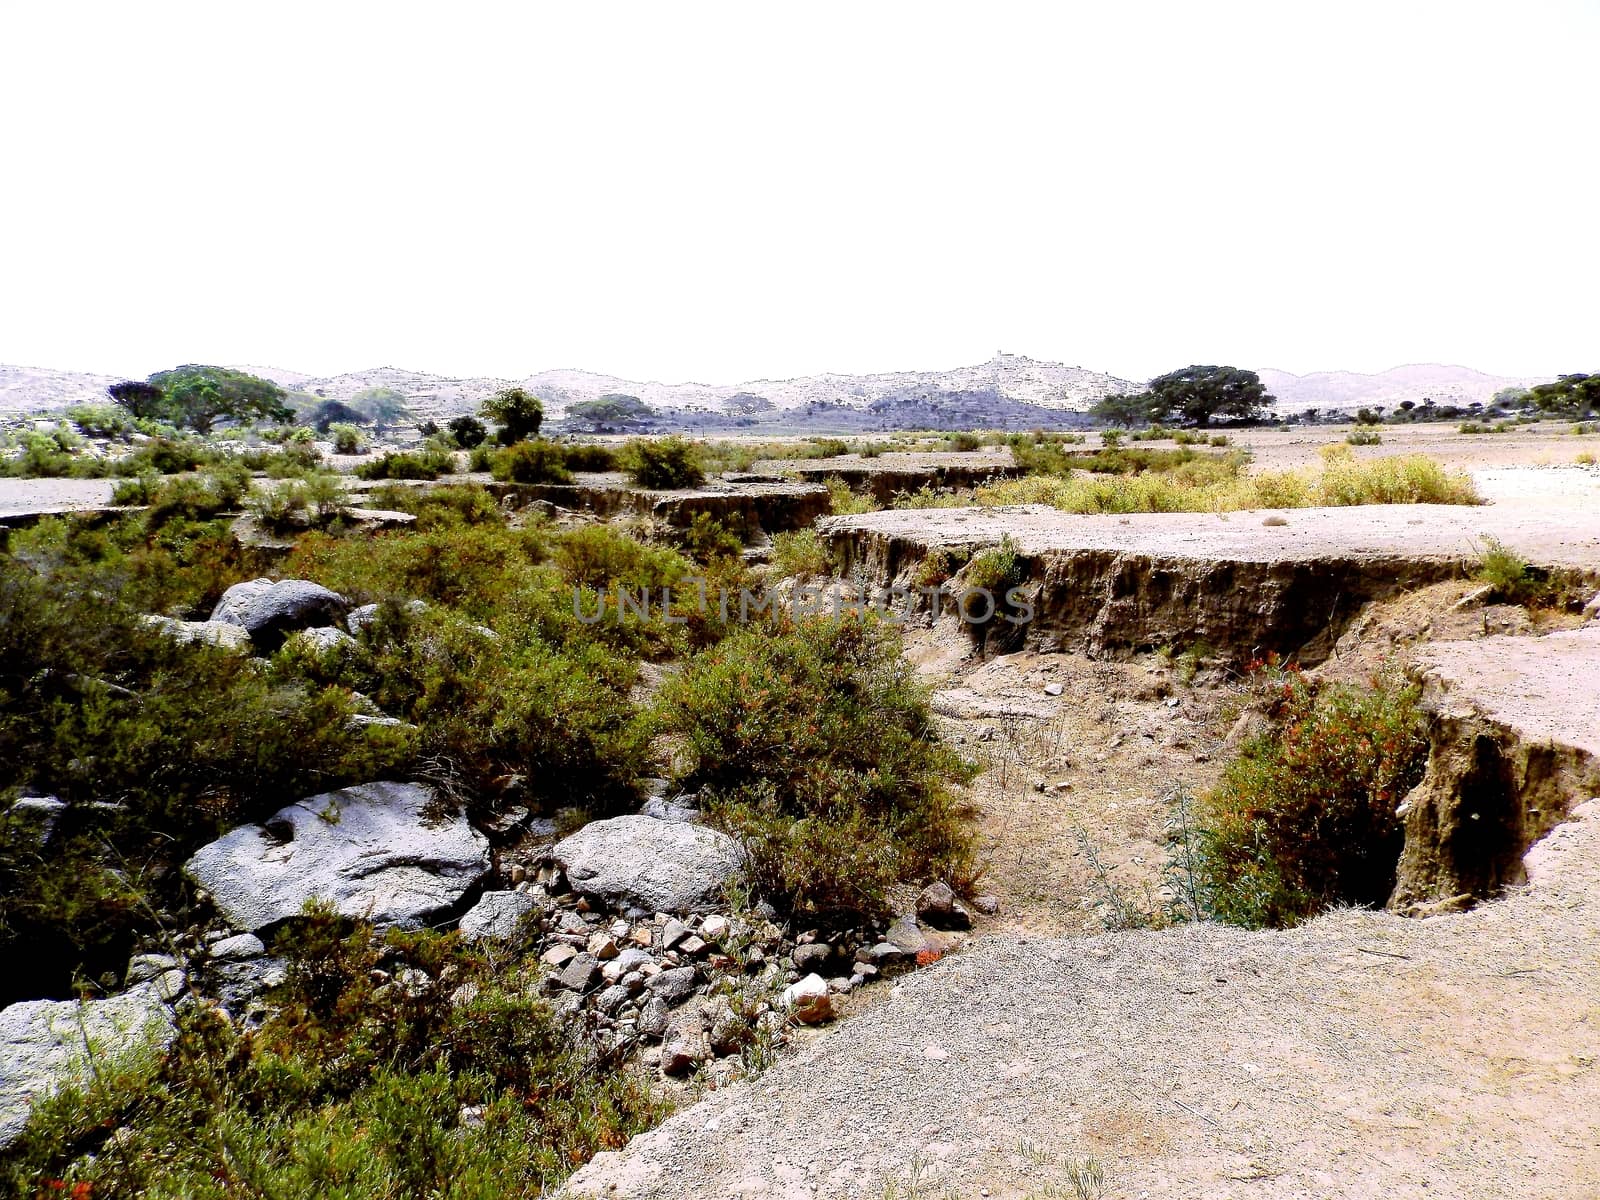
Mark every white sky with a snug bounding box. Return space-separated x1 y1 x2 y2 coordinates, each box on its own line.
2 2 1595 386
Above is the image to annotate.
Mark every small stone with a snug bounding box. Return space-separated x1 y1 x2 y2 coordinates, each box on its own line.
661 1009 708 1075
208 933 266 963
915 882 973 930
647 966 698 1004
126 954 179 987
781 973 834 1024
699 914 730 941
541 944 579 968
629 926 654 947
395 967 431 998
973 893 1001 915
1043 682 1064 697
678 935 708 957
660 918 690 950
792 942 832 972
554 953 600 992
587 932 620 960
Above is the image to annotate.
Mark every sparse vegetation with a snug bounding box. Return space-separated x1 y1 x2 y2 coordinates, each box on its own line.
769 528 832 579
1 907 664 1197
1190 664 1429 927
654 614 974 922
618 436 705 489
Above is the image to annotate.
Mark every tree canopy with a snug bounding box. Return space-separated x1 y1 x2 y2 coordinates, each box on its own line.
567 394 654 427
480 387 544 444
111 365 292 433
1525 374 1598 416
1091 365 1272 427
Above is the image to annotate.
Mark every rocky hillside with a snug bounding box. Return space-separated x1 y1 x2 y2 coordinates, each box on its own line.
1259 364 1552 414
0 355 1137 424
0 365 121 414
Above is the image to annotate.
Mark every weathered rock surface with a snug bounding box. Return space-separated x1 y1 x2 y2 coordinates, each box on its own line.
0 983 174 1150
1393 626 1600 909
209 578 350 649
553 815 742 913
458 891 541 942
184 782 489 931
140 615 253 654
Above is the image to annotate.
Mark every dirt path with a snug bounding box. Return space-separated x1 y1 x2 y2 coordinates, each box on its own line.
566 795 1600 1199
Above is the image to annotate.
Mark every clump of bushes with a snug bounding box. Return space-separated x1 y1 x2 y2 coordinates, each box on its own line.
1345 428 1382 446
1474 535 1546 605
329 421 366 454
769 528 832 579
0 560 412 1000
2 907 663 1196
490 439 574 484
1187 664 1429 927
619 436 705 489
652 614 973 921
355 448 456 481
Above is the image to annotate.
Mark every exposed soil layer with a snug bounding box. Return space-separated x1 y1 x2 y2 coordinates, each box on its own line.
1393 626 1600 911
755 450 1023 502
485 473 831 535
823 502 1600 661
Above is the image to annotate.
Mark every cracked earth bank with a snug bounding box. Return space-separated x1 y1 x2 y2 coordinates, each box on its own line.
566 798 1600 1199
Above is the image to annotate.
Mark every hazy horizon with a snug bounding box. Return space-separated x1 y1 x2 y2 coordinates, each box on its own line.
3 2 1594 385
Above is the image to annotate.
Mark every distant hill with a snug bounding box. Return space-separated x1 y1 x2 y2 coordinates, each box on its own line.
1 356 1559 426
286 354 1137 422
0 364 121 414
1258 364 1552 414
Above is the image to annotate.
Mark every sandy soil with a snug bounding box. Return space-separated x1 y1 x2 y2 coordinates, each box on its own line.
0 477 116 517
823 488 1600 573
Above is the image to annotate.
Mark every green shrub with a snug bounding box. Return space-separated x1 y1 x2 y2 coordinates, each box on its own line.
769 529 832 579
652 615 973 921
1346 428 1382 446
249 472 346 532
1 908 664 1197
367 482 505 530
1474 535 1545 605
1189 665 1428 927
356 449 455 481
823 475 874 516
553 524 689 593
329 421 366 454
619 437 705 489
808 437 849 458
560 443 618 472
0 561 412 1000
66 404 134 439
490 439 573 484
943 432 982 452
674 511 744 564
447 414 488 449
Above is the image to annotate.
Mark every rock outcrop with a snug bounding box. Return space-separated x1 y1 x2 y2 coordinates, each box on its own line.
552 815 743 913
184 781 490 931
0 983 176 1151
210 578 350 650
1392 626 1600 910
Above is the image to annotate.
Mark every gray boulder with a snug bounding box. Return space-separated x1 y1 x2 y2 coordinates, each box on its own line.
183 782 489 931
0 984 174 1150
140 615 253 654
3 796 66 848
458 891 541 943
210 578 350 650
553 815 742 913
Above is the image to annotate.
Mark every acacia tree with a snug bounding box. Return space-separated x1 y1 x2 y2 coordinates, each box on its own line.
1138 365 1272 427
125 365 292 434
480 387 544 444
106 380 169 422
